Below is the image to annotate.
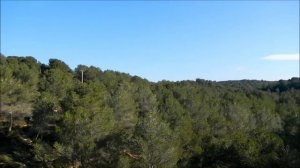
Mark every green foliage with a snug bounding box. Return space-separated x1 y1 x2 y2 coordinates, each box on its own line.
53 82 115 167
0 154 26 168
135 110 180 168
1 56 39 104
1 56 299 168
75 65 103 82
111 81 138 132
39 68 74 100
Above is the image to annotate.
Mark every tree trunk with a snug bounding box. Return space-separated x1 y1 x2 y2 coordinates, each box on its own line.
8 112 13 132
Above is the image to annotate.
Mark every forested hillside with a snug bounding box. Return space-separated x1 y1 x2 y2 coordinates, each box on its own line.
1 55 299 168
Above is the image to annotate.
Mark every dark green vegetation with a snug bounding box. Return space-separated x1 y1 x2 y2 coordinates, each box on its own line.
1 55 299 168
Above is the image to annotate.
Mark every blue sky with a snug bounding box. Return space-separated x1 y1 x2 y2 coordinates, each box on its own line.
1 1 299 82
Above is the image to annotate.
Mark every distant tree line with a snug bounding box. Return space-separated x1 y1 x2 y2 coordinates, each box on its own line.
0 55 299 168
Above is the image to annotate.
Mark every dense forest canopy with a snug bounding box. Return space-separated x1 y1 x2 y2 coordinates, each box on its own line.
0 55 299 168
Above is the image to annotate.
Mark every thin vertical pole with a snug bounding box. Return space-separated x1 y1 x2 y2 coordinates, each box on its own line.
81 70 84 83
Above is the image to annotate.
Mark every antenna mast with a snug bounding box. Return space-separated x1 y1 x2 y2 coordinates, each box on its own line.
80 70 84 83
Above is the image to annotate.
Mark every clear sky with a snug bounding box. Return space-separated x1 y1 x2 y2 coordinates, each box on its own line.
1 1 299 82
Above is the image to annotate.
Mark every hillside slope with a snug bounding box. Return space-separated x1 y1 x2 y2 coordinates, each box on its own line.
1 55 299 168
